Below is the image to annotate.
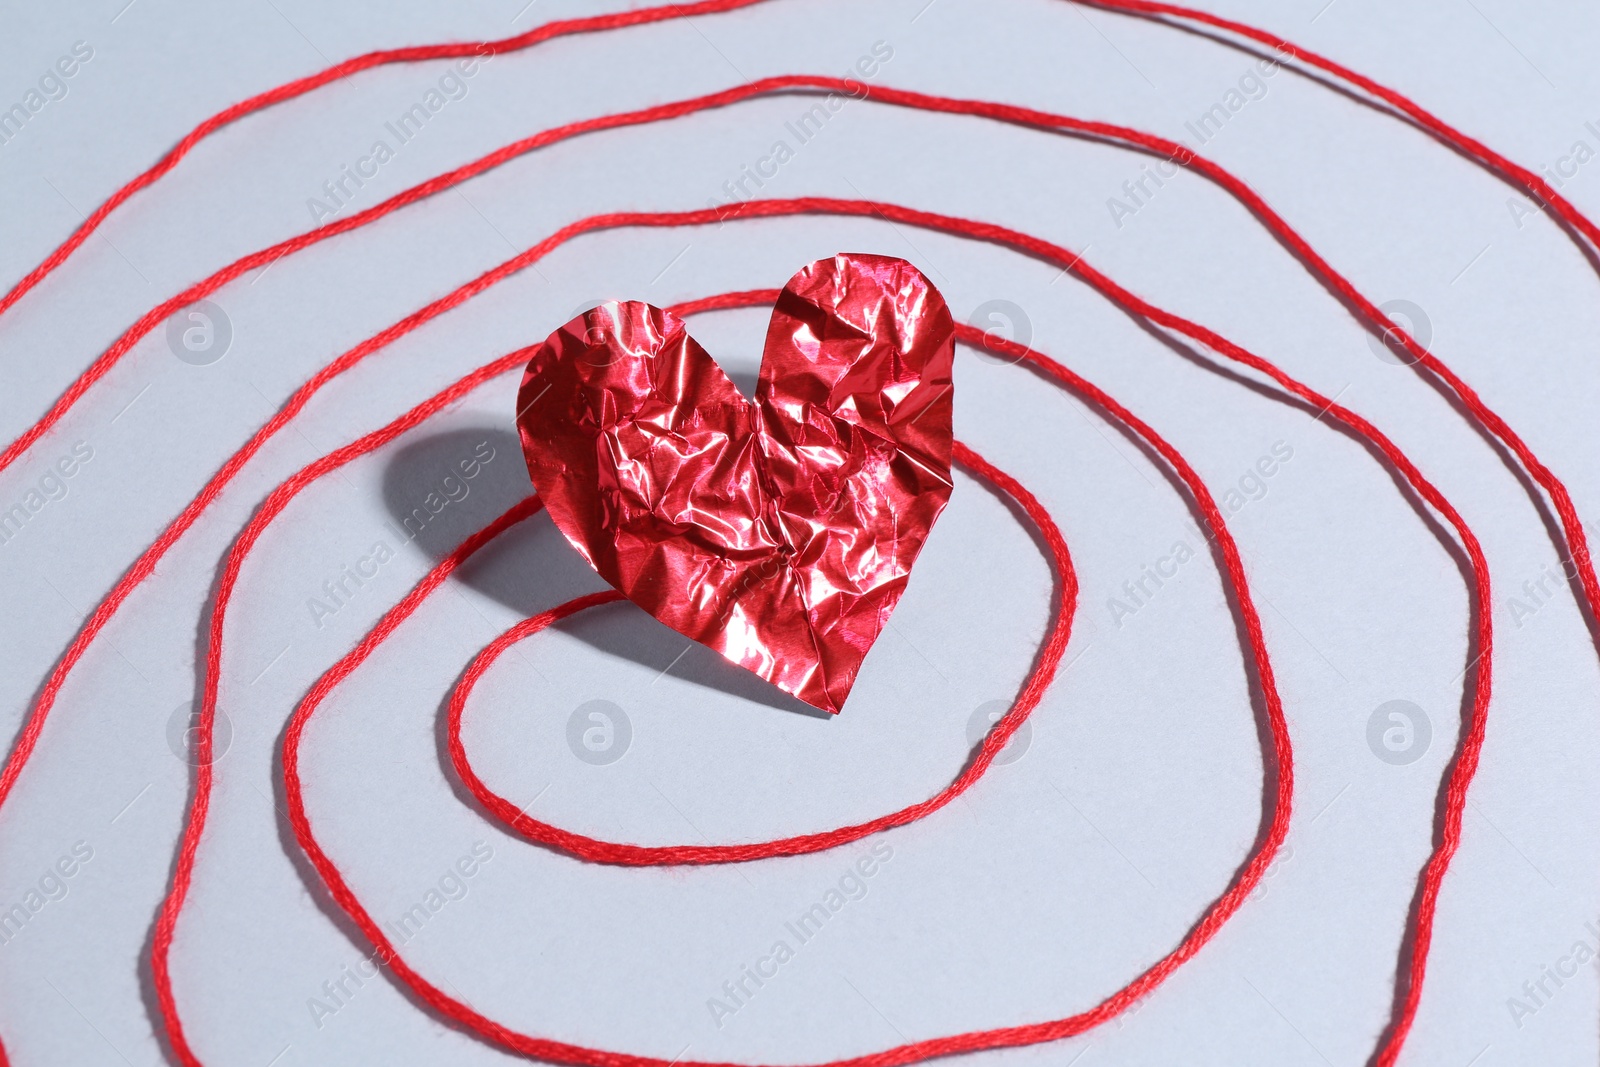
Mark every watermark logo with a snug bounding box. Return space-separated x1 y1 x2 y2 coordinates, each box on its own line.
306 50 493 225
966 300 1031 365
1106 540 1197 628
566 700 631 765
1506 918 1600 1029
385 438 498 545
707 842 893 1029
167 700 233 766
1367 299 1430 365
308 841 494 1031
0 840 94 947
0 41 95 152
565 300 626 366
705 41 894 215
1247 841 1295 902
305 541 397 629
1106 44 1289 230
1218 440 1295 517
166 300 233 366
966 699 1031 765
0 440 93 550
1366 699 1430 765
1505 555 1583 631
1505 119 1600 231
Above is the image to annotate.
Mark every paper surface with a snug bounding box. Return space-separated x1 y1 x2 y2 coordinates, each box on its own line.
0 2 1598 1065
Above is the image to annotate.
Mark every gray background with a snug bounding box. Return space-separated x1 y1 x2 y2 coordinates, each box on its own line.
1 0 1599 1064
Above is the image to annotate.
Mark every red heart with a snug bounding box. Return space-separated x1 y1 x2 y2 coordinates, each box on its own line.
515 254 954 713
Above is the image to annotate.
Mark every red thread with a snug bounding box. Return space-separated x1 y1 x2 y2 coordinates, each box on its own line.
0 4 1588 665
221 312 1287 1067
3 189 1487 1067
143 238 1483 1067
6 200 1490 1067
0 3 1581 1063
0 0 766 322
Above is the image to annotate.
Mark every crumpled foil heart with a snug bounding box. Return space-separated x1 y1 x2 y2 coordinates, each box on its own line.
515 253 955 713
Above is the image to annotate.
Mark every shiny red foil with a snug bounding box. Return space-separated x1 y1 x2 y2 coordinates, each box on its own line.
515 254 955 713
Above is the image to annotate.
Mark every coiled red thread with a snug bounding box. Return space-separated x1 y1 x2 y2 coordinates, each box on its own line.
146 238 1481 1067
6 156 1484 1067
2 66 1588 651
137 193 1495 1064
0 1 1589 654
194 309 1276 1067
0 79 1517 841
0 2 1574 1063
11 207 1485 1067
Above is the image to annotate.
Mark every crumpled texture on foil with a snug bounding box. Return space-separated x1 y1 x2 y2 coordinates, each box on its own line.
515 254 955 713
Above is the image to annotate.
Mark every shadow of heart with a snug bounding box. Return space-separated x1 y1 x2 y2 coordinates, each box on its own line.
380 424 823 717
